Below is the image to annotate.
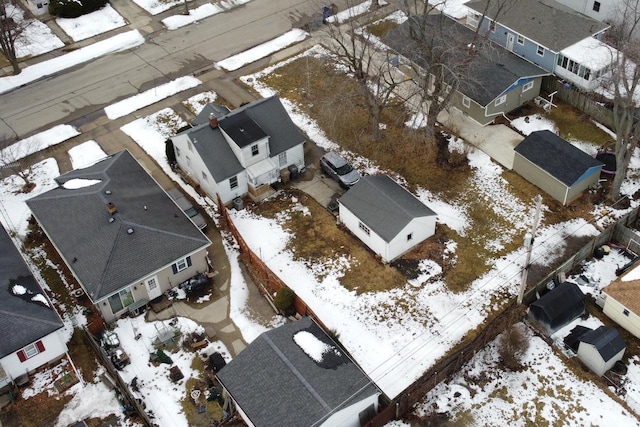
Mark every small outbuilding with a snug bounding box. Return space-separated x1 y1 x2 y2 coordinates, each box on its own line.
528 282 586 335
513 130 604 205
577 326 626 376
338 175 437 263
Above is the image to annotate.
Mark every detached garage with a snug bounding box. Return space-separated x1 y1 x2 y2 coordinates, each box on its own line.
513 130 604 205
577 326 626 376
528 282 585 336
338 175 437 263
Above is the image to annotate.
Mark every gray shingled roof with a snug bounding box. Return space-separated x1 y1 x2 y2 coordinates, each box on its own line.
0 225 64 358
383 15 548 106
176 96 306 182
26 150 210 302
529 282 585 333
191 103 230 126
219 111 268 148
216 317 380 427
339 175 436 243
515 130 604 186
465 0 608 52
579 326 626 362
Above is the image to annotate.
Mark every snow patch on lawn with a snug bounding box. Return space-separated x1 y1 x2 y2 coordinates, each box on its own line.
56 5 126 41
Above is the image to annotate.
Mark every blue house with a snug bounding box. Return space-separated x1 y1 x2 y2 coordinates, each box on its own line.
465 0 611 90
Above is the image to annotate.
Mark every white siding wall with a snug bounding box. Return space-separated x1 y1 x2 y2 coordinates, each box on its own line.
218 174 249 205
240 137 270 167
173 134 220 199
554 0 620 21
98 248 209 322
280 145 305 170
339 205 389 261
577 342 624 376
1 330 68 380
321 393 380 427
386 216 436 261
602 295 640 339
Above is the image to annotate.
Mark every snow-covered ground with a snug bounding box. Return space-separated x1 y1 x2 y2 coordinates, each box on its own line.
0 125 79 162
133 0 250 16
56 5 127 42
215 29 308 71
10 4 64 58
162 3 224 30
68 141 108 169
104 76 201 119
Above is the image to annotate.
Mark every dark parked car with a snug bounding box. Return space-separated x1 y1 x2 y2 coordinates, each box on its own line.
167 188 207 231
320 151 361 188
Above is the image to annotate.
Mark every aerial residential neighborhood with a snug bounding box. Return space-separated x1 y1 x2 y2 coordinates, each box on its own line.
2 0 640 426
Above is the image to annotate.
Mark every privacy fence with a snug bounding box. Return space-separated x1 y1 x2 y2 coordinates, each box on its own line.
219 195 640 425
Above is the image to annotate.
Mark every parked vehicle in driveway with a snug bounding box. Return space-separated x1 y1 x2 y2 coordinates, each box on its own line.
167 188 207 231
320 151 361 188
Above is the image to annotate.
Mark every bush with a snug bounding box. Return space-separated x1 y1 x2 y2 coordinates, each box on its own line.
156 349 173 365
273 286 295 313
49 0 108 18
497 324 530 371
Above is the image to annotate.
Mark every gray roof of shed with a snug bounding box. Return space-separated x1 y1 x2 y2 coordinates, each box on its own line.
515 130 603 186
176 96 306 182
339 175 436 243
383 15 548 106
579 326 626 362
26 150 210 302
0 225 63 358
465 0 608 52
216 317 380 427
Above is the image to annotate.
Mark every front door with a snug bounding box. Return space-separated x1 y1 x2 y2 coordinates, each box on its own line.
506 33 515 51
145 276 162 300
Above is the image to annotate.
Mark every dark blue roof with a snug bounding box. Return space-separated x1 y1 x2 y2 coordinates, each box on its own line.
529 282 585 334
515 130 604 186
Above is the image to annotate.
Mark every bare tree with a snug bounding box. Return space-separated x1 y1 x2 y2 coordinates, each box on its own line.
0 0 29 75
0 139 37 191
603 0 640 202
497 323 529 371
323 7 408 141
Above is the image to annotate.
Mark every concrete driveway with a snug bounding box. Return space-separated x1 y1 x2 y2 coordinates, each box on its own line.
291 164 345 208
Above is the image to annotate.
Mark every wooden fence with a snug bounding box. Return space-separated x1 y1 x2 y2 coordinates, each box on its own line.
219 195 640 425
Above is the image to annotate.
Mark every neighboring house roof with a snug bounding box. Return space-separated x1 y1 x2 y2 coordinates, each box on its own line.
383 15 549 106
26 150 210 302
339 175 436 243
191 103 231 126
0 225 64 359
579 326 626 362
603 264 640 316
529 282 585 333
217 317 380 427
465 0 609 52
175 96 306 182
514 130 603 186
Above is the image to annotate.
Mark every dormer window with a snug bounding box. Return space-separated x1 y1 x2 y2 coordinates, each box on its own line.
251 144 259 156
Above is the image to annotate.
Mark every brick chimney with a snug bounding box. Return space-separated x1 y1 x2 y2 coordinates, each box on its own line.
209 113 218 129
107 202 117 215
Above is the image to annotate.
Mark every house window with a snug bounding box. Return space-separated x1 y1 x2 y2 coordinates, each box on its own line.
495 95 507 106
593 1 600 12
462 96 471 108
467 12 480 28
147 277 158 290
278 152 287 168
536 45 545 56
517 35 524 45
359 222 370 236
172 256 192 273
251 144 259 156
522 81 534 92
624 309 630 316
202 171 208 181
17 341 45 362
230 176 238 189
108 288 134 314
489 21 496 32
407 233 413 241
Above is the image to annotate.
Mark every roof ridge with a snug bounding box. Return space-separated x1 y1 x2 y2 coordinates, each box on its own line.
0 308 63 327
94 221 126 299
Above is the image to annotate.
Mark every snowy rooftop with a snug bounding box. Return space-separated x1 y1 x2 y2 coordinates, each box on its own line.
560 37 618 71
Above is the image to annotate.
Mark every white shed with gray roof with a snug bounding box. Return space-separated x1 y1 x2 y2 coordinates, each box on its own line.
338 175 437 263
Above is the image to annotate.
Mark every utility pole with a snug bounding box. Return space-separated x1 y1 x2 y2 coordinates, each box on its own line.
518 195 543 304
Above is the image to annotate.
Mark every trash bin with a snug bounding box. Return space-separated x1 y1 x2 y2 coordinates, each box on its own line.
288 164 299 180
280 168 291 183
233 197 244 211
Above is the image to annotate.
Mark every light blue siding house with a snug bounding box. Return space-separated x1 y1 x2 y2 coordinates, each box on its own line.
465 0 610 90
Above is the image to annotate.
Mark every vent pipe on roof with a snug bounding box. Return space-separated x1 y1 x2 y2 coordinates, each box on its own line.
127 228 134 235
209 113 218 129
107 202 117 215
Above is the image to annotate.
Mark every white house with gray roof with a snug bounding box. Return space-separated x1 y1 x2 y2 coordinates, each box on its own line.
0 225 67 388
338 175 437 263
26 150 211 323
465 0 612 91
216 317 381 427
171 96 306 205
